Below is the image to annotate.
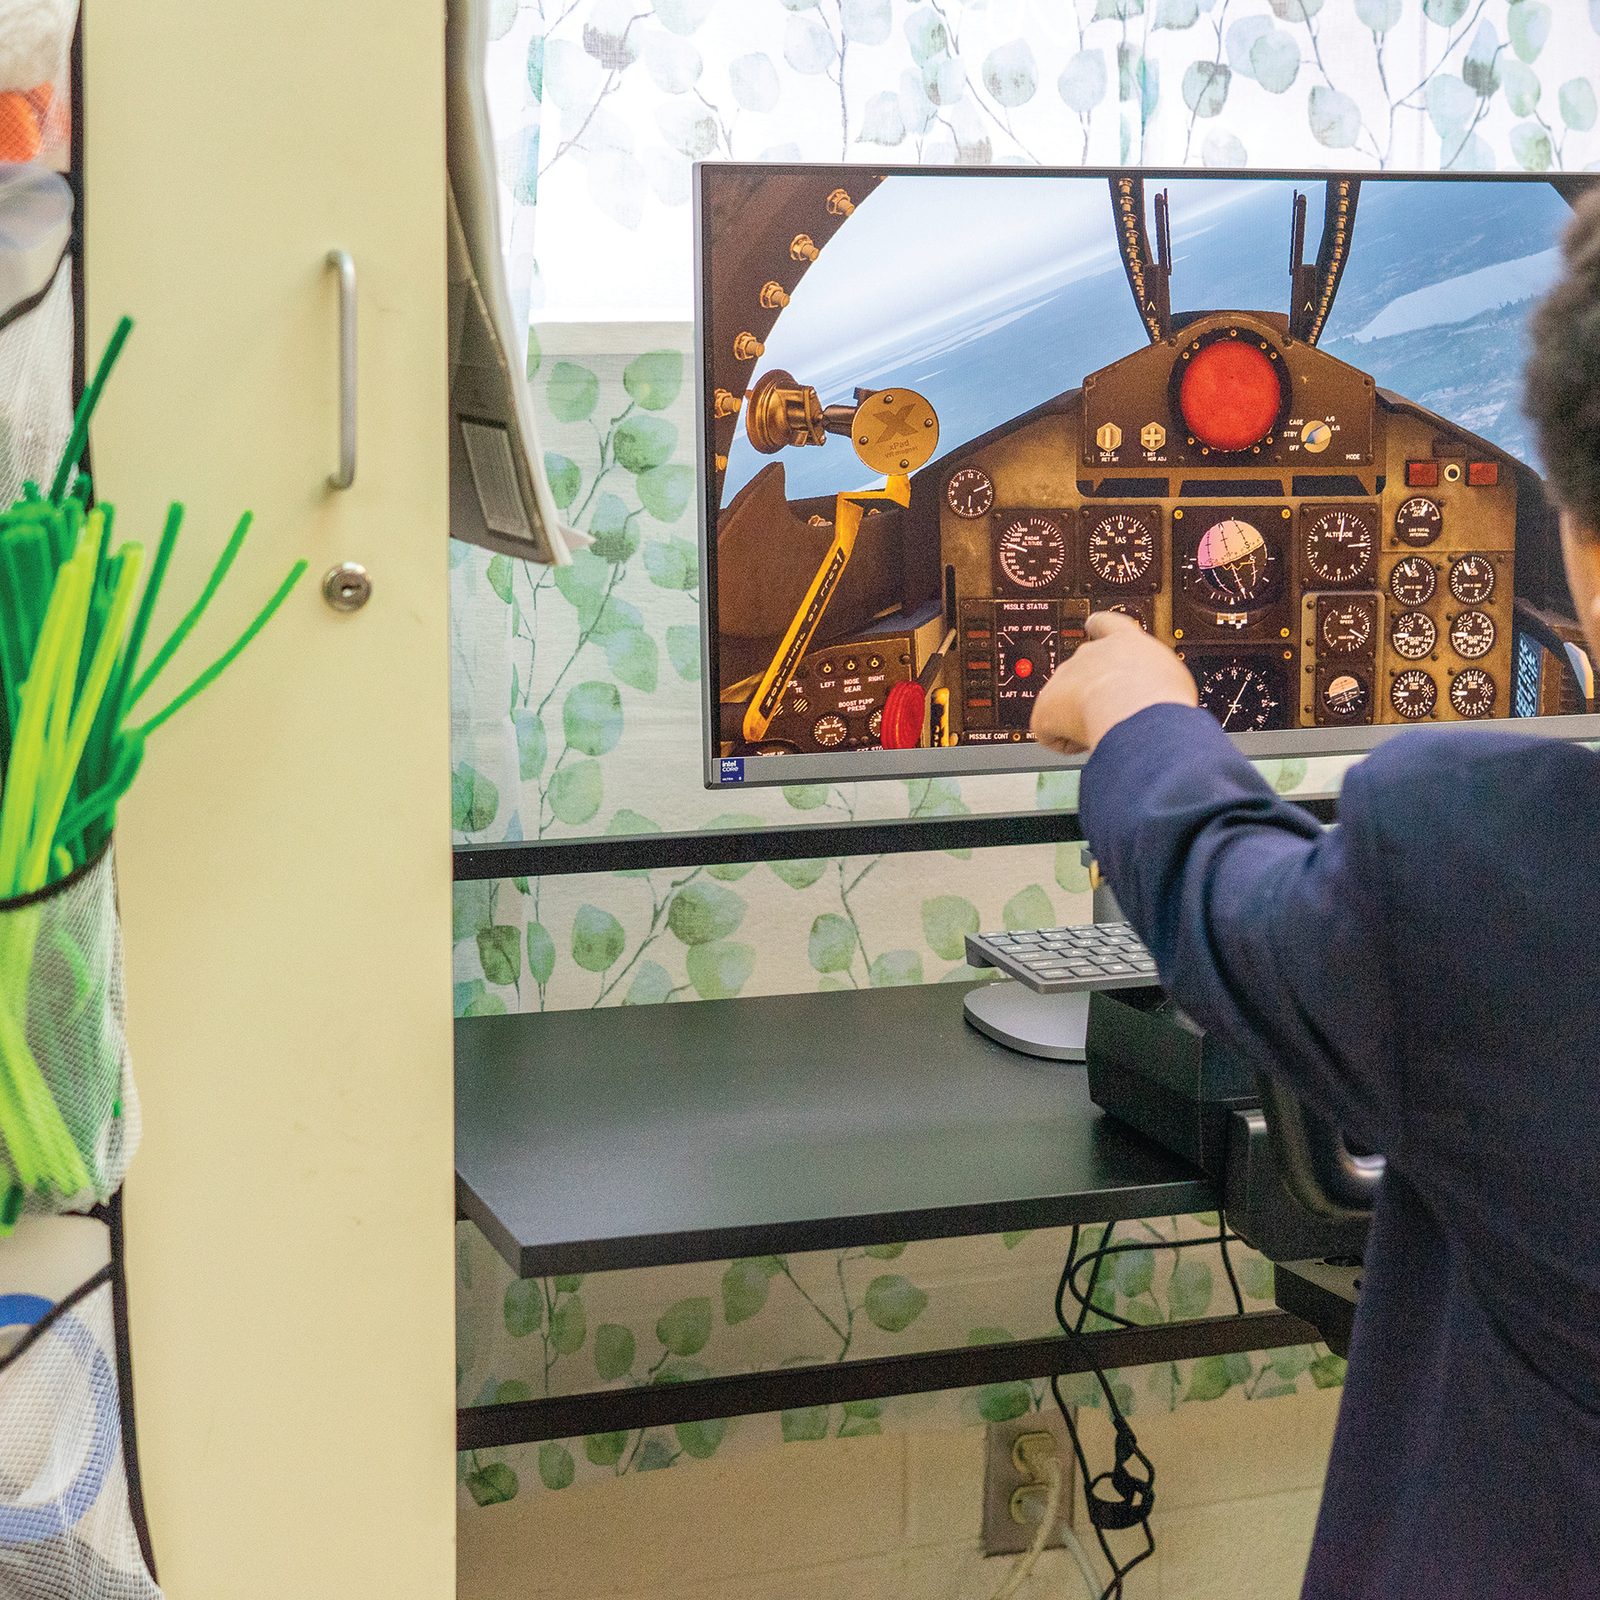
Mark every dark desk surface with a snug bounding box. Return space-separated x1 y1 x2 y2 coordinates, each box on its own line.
456 981 1214 1279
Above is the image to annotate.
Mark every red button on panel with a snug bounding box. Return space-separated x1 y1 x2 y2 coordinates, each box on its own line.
1468 461 1499 487
1406 460 1440 488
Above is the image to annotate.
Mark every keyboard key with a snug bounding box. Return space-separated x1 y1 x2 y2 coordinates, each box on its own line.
972 922 1156 992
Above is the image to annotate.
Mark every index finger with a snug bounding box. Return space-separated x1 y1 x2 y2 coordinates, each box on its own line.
1085 609 1142 640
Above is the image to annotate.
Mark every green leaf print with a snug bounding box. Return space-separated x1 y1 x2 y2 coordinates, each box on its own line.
623 350 684 411
657 1297 714 1357
864 1274 928 1333
572 906 627 972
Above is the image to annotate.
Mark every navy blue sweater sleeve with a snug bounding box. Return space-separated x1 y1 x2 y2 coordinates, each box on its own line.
1079 704 1398 1155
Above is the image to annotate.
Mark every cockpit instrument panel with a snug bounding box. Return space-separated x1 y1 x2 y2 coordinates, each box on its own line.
701 165 1600 786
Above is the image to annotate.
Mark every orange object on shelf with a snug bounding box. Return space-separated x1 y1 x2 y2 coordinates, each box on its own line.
0 86 54 164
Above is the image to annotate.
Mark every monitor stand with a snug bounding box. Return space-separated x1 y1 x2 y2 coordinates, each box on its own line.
962 848 1118 1064
963 982 1090 1062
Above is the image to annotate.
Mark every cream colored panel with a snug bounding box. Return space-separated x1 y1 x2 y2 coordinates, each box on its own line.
84 1 453 1596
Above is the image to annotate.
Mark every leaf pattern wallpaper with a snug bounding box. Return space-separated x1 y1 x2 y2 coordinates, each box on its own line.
453 0 1600 1506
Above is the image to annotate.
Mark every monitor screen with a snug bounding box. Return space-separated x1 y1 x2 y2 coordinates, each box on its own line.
695 164 1600 791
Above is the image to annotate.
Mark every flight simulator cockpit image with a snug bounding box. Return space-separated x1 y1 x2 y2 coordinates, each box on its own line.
695 165 1600 789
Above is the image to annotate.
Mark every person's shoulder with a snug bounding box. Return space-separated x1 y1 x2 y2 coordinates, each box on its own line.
1341 727 1599 834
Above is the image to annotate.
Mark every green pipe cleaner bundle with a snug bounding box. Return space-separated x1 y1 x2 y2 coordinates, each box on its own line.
0 318 306 1225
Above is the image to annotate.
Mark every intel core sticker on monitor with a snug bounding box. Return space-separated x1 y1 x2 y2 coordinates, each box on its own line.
695 165 1600 789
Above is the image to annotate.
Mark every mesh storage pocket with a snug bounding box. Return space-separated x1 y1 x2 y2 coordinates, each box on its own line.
0 1270 160 1599
0 166 74 510
0 848 139 1222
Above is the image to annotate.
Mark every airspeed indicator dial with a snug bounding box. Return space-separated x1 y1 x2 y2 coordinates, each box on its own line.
1087 511 1157 587
946 467 994 519
1390 669 1437 721
1304 508 1376 585
996 514 1069 591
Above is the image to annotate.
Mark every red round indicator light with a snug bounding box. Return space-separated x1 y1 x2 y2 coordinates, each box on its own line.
1014 657 1034 679
1178 340 1284 453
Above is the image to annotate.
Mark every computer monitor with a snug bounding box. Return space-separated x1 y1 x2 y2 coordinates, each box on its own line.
695 164 1600 792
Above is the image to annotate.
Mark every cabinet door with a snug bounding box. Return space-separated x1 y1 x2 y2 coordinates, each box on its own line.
84 3 454 1596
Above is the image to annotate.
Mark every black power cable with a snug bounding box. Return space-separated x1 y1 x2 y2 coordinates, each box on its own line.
1049 1215 1251 1598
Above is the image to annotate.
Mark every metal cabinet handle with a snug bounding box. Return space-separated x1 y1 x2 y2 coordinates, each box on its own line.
327 249 357 490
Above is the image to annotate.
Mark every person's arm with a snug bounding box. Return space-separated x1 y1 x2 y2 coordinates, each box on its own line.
1078 705 1398 1154
1030 612 1398 1152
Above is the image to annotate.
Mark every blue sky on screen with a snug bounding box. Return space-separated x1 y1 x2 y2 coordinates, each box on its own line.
719 173 1572 503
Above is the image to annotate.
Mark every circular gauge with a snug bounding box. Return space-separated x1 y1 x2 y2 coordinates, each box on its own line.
1304 508 1376 585
1395 497 1443 547
1390 610 1437 661
1320 600 1373 655
997 514 1069 590
867 708 883 738
946 466 994 519
1449 555 1496 605
1321 670 1370 721
1087 511 1157 586
1389 556 1437 606
1106 603 1150 631
812 714 847 747
1450 609 1496 660
1195 660 1280 731
1390 668 1438 721
1450 668 1496 718
1194 517 1272 603
1178 335 1287 452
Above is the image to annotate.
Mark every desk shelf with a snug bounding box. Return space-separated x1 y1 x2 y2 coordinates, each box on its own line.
455 983 1320 1448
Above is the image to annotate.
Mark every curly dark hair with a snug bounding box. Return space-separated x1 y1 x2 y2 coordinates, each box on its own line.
1528 187 1600 534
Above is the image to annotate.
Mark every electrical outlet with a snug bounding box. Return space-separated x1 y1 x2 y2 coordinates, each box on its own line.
981 1410 1076 1557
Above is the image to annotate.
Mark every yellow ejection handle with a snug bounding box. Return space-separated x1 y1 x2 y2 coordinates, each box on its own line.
742 474 910 743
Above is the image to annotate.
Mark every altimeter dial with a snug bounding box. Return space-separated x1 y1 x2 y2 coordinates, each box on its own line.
1304 507 1376 585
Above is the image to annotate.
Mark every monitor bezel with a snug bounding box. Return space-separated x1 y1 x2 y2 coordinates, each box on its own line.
694 161 1600 791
